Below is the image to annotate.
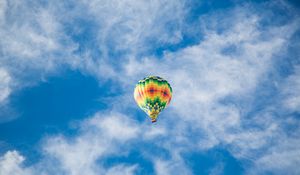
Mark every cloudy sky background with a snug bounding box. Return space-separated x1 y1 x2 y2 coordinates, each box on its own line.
0 0 300 174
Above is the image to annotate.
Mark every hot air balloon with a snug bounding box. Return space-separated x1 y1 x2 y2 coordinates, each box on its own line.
134 76 172 123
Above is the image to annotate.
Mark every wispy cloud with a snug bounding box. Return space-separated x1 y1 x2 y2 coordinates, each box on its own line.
0 112 141 175
0 68 11 103
282 66 300 112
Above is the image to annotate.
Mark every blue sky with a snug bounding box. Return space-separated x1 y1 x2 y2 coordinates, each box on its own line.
0 0 300 174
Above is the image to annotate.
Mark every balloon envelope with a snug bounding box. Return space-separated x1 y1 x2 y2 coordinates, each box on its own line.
134 76 172 123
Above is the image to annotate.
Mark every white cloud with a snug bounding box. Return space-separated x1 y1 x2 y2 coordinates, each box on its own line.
282 66 300 112
67 0 187 83
209 162 224 175
0 1 75 61
0 0 7 24
0 112 141 175
80 0 184 54
0 67 15 123
42 112 140 175
0 0 80 122
87 113 140 141
248 126 300 175
0 68 11 103
154 159 192 175
106 165 137 175
0 151 32 175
